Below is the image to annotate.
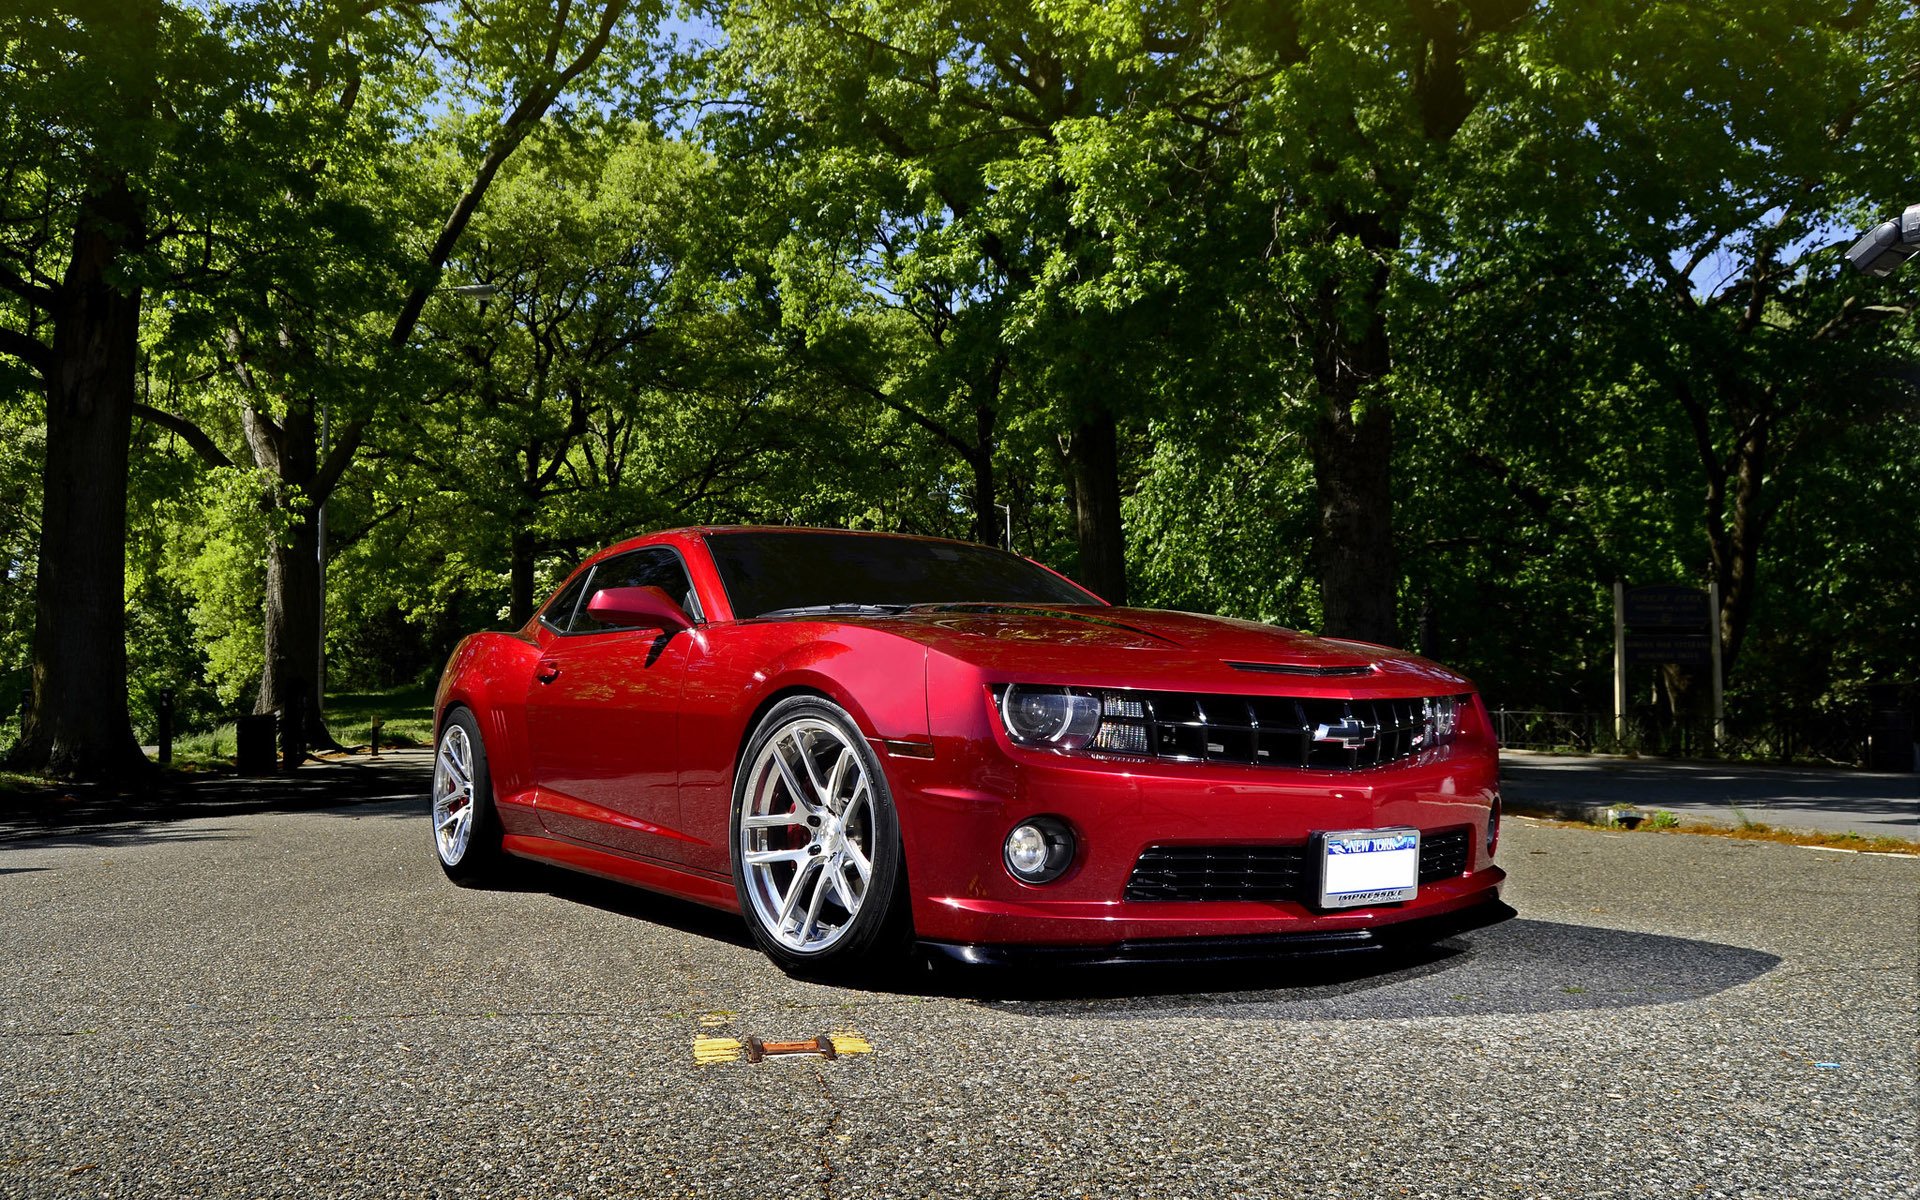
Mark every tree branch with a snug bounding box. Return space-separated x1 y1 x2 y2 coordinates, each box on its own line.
133 403 235 468
323 0 630 507
0 327 51 374
0 260 55 311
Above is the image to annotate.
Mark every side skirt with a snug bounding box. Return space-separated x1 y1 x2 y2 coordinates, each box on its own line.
502 833 740 914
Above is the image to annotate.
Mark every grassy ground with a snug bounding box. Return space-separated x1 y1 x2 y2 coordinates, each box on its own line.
162 683 436 770
323 684 436 750
1507 806 1920 856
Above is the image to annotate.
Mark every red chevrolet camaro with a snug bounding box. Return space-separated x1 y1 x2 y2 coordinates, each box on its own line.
431 526 1513 974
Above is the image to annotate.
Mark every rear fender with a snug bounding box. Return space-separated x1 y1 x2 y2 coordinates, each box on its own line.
433 630 541 803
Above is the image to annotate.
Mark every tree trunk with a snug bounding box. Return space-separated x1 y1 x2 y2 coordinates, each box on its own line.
243 397 337 759
257 507 330 757
1065 409 1127 604
510 524 538 627
968 395 1000 549
1715 423 1768 680
968 359 1004 549
1308 235 1400 647
1312 398 1399 645
6 181 148 781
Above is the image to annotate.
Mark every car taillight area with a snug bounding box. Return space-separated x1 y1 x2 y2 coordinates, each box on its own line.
991 683 1474 771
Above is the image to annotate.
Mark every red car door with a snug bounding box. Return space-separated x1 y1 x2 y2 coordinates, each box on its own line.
525 547 703 865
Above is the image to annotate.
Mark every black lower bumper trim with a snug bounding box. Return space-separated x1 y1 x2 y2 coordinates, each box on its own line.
921 896 1518 969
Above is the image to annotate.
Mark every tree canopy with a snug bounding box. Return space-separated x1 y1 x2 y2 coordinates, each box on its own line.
1 0 1916 778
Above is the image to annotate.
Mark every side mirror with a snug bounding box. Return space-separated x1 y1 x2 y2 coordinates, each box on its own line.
585 585 692 633
1845 202 1920 276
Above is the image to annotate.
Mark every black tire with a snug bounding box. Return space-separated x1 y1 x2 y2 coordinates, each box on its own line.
431 707 507 886
730 696 911 975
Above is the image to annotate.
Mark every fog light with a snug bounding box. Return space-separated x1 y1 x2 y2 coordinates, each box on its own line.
1003 817 1075 884
1488 794 1501 858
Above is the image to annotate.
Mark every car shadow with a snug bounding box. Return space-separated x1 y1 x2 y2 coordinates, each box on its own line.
913 919 1780 1020
482 853 1780 1022
498 860 758 951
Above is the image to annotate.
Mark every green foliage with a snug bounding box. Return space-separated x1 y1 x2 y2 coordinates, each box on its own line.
0 401 41 746
2 0 1918 761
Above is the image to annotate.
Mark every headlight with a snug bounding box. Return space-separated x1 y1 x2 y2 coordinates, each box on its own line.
999 685 1101 750
1418 695 1463 750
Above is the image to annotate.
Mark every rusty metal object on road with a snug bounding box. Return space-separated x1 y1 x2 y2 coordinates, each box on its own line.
744 1034 837 1063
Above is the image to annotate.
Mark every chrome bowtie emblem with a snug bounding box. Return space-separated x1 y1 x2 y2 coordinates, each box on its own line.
1312 717 1379 749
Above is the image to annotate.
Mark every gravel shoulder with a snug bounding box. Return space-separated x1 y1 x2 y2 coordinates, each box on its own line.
3 768 1915 1198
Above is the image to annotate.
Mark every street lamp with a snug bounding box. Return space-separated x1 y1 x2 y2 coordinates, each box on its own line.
1845 203 1920 276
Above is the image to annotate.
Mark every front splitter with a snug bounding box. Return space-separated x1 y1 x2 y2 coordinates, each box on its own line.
919 895 1518 969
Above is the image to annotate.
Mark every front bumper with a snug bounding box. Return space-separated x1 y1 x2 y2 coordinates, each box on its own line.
923 894 1517 968
888 712 1506 946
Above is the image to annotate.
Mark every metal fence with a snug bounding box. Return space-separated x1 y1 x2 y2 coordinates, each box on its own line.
1490 709 1873 767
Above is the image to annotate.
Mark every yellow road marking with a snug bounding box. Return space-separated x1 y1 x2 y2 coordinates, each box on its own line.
828 1030 873 1056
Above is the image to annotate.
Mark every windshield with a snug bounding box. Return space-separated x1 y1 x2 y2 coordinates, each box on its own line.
706 530 1101 618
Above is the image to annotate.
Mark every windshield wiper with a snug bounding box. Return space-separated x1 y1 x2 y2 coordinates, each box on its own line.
755 603 913 619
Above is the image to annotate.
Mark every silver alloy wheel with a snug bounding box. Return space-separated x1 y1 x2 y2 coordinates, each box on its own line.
432 723 478 865
738 717 878 954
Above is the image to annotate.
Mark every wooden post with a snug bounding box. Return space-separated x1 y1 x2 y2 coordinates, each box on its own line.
156 688 174 766
1613 580 1626 745
1708 579 1724 752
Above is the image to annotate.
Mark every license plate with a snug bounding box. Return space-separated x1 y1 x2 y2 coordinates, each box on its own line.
1317 827 1420 909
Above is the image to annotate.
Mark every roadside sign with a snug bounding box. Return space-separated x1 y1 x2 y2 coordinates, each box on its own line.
1624 585 1710 629
1624 632 1712 668
1613 581 1724 747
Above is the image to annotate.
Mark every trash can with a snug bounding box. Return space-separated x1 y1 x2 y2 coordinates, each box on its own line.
1866 683 1916 773
235 713 277 776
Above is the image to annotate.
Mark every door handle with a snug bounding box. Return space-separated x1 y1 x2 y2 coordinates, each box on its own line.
535 658 560 684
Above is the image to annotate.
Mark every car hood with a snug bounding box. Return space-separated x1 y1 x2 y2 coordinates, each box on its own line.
839 605 1473 693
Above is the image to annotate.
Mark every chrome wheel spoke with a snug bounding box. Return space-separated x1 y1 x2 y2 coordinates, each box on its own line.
742 811 805 830
745 847 813 867
843 838 872 883
776 856 821 931
798 738 833 809
800 859 832 939
772 741 822 815
827 857 859 911
824 747 853 813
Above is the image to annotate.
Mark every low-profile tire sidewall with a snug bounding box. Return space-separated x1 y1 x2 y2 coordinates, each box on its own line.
435 707 505 886
730 696 907 973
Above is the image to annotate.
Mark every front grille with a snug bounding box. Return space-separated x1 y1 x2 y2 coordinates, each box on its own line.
1125 845 1311 903
1418 827 1471 883
1124 826 1474 903
1090 691 1463 771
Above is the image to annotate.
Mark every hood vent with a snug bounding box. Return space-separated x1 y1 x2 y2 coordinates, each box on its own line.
1226 660 1374 677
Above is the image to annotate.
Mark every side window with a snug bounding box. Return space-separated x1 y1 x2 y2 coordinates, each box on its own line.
540 566 596 632
574 548 699 632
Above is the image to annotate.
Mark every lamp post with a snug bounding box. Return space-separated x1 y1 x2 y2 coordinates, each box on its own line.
1845 203 1920 275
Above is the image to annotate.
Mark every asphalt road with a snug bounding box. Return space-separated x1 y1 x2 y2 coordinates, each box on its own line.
3 755 1915 1198
1502 751 1920 840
